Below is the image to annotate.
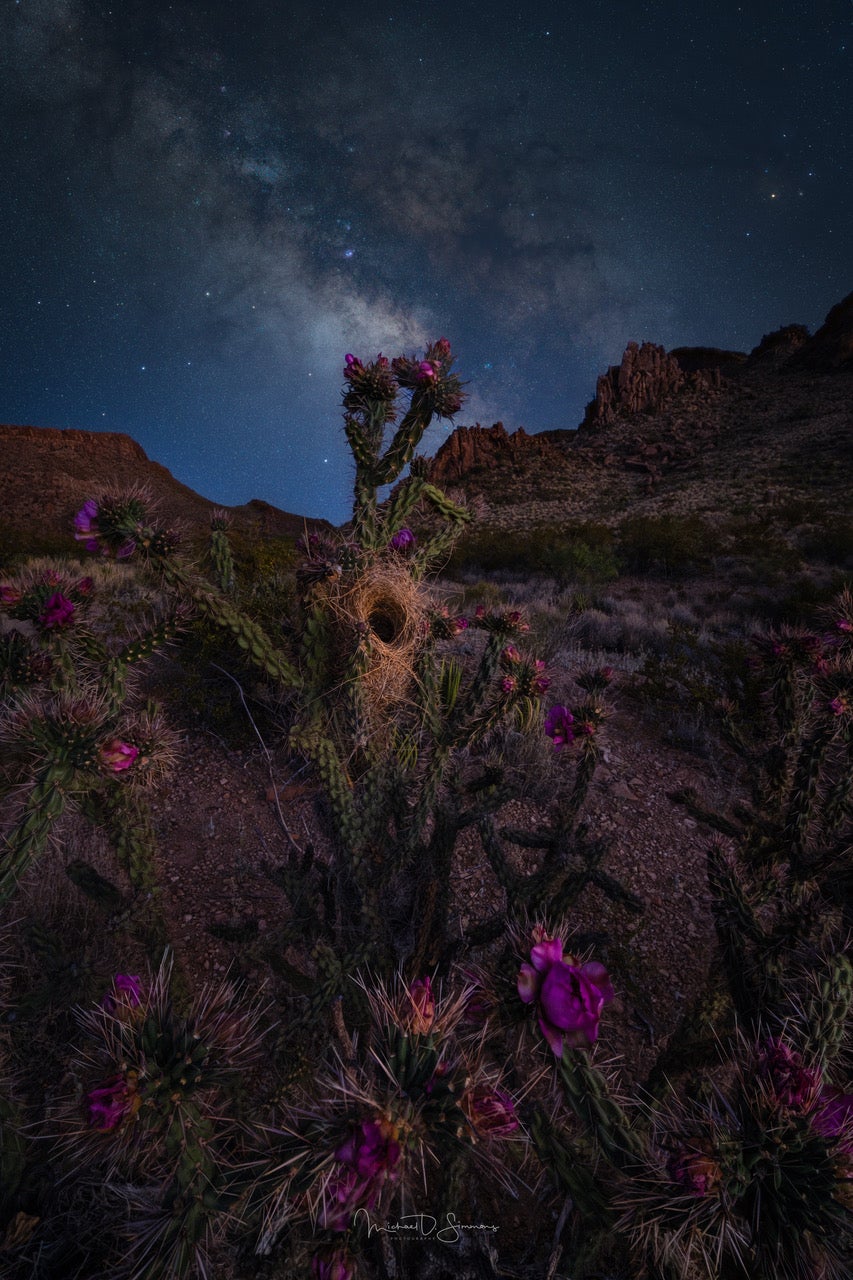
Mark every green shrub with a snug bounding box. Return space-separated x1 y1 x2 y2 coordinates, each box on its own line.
617 514 715 576
448 522 618 584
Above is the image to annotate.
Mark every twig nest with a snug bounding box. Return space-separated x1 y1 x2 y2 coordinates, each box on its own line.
328 561 426 716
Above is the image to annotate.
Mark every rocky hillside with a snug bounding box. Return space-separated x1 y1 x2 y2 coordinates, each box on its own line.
0 424 329 556
426 290 853 534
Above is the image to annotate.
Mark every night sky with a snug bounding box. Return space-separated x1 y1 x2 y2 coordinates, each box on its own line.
2 1 851 524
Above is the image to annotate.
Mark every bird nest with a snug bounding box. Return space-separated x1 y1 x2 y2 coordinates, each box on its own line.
324 561 427 720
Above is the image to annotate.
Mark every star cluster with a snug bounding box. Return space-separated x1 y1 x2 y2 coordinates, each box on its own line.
1 0 850 522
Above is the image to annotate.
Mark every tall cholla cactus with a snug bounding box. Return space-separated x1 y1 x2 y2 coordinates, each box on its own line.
246 969 526 1271
48 951 273 1279
341 340 469 557
620 1031 853 1280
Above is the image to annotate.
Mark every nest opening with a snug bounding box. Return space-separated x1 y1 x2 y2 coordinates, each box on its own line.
323 561 427 720
368 596 407 645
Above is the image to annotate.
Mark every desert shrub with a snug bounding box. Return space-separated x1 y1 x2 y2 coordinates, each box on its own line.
801 519 853 567
448 521 618 584
617 513 717 576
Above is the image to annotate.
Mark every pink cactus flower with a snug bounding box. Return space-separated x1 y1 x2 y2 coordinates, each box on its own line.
320 1118 401 1230
501 675 517 694
462 1085 519 1138
99 739 140 772
812 1087 853 1154
452 616 469 634
836 618 853 633
501 644 521 666
474 604 486 619
517 934 613 1056
757 1039 821 1110
38 592 75 629
544 705 574 749
389 527 416 551
829 695 848 716
85 1074 138 1131
312 1248 355 1280
103 974 142 1014
406 976 435 1034
667 1147 722 1197
417 360 437 380
532 672 551 695
0 584 22 606
74 499 99 540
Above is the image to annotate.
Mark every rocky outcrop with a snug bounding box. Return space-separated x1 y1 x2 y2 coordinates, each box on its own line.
747 324 810 365
0 423 327 552
792 291 853 370
581 341 721 428
426 421 561 487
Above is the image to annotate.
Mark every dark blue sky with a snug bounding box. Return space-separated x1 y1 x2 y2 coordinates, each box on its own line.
1 1 851 523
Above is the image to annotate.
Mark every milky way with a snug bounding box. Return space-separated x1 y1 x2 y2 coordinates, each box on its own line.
1 0 851 521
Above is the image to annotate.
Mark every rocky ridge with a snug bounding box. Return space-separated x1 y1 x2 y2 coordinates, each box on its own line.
0 424 329 554
425 290 853 533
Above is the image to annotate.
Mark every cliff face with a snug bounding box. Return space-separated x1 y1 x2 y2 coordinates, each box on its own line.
0 424 327 551
792 290 853 370
580 341 724 428
426 422 562 487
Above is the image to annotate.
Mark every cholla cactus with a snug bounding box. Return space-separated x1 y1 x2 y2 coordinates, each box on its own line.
48 951 272 1279
0 685 177 907
247 969 526 1263
621 1030 853 1280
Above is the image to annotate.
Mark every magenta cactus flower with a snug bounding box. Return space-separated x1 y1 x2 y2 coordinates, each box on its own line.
532 670 550 695
462 1085 519 1138
85 1074 138 1131
501 675 517 694
828 695 848 716
0 584 22 606
320 1118 402 1230
517 934 613 1056
38 592 75 629
389 527 416 551
756 1039 821 1110
311 1248 355 1280
98 739 140 772
74 498 99 539
835 618 853 633
811 1088 853 1154
116 539 137 560
102 974 142 1015
544 705 575 749
667 1147 722 1197
452 616 469 634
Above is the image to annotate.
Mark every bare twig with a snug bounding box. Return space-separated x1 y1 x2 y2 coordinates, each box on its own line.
209 662 303 854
